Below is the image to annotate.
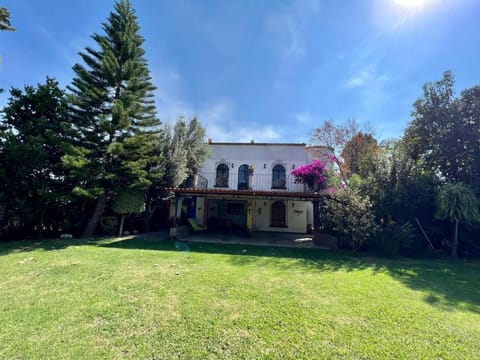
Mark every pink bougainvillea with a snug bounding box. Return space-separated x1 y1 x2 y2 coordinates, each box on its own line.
291 159 330 192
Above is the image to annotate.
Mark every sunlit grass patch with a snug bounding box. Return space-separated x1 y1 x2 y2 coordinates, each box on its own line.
0 236 479 359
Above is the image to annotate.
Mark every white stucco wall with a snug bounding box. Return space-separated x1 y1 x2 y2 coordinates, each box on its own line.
200 143 310 191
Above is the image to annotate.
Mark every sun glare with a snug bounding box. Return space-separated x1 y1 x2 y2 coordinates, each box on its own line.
395 0 426 9
373 0 437 31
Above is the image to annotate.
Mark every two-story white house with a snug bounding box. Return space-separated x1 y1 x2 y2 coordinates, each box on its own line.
169 141 328 234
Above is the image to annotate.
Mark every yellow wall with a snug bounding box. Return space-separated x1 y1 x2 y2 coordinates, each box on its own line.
253 199 307 233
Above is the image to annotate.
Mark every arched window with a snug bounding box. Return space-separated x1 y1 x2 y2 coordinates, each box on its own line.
238 164 249 190
271 201 286 227
272 164 286 189
215 164 229 187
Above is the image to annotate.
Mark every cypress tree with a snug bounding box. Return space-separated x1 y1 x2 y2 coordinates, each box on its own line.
65 0 161 237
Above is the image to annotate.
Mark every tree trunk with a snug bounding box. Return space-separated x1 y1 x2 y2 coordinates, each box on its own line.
143 210 151 233
82 195 107 238
118 215 125 237
332 152 348 186
37 206 45 240
143 203 157 233
312 199 320 232
451 220 459 259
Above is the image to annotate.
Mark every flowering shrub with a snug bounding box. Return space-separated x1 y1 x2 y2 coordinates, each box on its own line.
291 160 329 191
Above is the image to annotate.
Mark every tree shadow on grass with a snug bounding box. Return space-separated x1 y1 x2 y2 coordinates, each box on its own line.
3 234 479 314
384 261 480 314
0 231 170 257
0 237 103 256
102 236 480 314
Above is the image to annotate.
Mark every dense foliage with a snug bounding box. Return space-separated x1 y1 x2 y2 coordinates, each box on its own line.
311 71 480 257
341 132 380 179
435 183 480 259
0 1 209 240
0 7 15 31
142 117 210 232
65 0 162 237
321 188 377 252
0 78 71 239
404 71 480 194
113 190 145 236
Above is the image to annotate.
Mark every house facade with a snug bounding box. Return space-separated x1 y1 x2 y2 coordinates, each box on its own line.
169 141 327 234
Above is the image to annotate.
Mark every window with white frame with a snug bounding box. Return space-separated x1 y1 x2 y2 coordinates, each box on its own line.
215 164 229 187
238 164 249 190
272 164 286 189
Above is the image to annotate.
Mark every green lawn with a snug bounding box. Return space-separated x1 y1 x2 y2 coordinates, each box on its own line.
1 235 479 359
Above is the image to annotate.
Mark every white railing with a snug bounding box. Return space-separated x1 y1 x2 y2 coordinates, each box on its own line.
196 172 306 192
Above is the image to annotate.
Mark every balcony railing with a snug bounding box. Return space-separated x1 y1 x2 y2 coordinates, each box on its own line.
193 172 307 192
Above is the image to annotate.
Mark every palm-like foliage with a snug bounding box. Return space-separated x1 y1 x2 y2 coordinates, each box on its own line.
0 8 15 31
436 183 480 258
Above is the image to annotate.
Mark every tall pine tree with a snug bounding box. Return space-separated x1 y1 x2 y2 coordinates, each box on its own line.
65 0 161 237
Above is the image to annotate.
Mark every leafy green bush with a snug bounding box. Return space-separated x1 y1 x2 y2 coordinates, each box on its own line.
99 216 118 235
372 221 415 257
321 188 377 252
436 182 480 258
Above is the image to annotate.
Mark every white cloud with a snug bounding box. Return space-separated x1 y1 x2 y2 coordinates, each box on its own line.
266 0 322 92
152 67 192 123
266 0 321 59
199 101 282 142
345 71 370 88
345 67 389 89
152 67 282 143
293 112 319 125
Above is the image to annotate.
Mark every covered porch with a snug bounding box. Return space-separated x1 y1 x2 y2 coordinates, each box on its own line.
168 187 324 237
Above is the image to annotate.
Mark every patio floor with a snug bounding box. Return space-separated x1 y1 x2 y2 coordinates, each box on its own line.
174 230 318 248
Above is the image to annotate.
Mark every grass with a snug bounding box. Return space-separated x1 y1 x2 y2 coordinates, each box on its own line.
1 235 479 359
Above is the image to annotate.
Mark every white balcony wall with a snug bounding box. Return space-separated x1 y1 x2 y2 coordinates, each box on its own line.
200 143 311 192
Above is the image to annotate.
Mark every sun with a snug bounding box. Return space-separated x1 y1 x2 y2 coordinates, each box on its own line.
394 0 426 9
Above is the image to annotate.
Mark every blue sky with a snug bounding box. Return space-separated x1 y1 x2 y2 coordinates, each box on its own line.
1 0 480 142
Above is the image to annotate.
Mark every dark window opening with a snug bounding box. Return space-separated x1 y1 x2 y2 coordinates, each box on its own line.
272 164 286 189
215 164 229 187
238 164 249 190
271 201 286 227
227 202 245 215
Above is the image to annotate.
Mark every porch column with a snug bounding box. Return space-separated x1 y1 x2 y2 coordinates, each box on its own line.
247 199 253 232
312 199 320 232
170 193 181 240
189 196 197 219
172 193 181 228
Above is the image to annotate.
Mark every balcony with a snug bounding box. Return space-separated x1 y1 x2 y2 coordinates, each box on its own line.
194 173 306 192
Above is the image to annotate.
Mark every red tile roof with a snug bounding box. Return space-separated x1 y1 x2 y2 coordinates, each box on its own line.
167 187 323 199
